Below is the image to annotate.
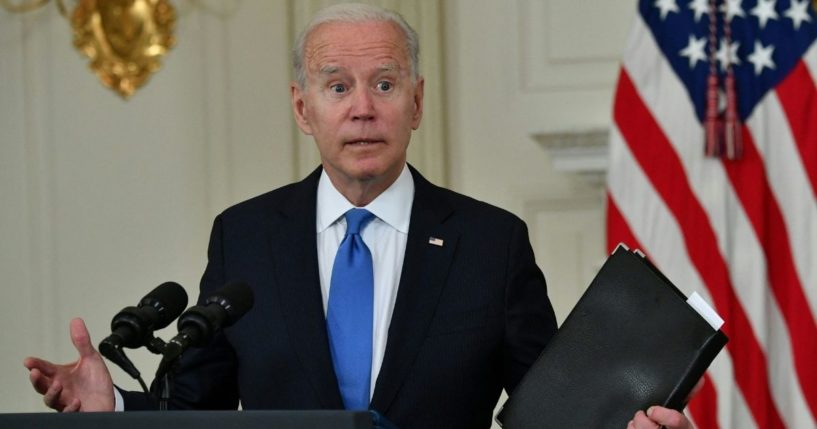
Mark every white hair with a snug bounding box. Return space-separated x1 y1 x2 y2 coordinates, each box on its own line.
292 3 420 88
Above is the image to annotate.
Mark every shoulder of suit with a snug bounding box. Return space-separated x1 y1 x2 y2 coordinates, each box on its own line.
421 180 524 227
217 179 309 224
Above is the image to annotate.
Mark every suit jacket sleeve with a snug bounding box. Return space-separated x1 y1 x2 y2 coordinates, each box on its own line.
502 219 557 393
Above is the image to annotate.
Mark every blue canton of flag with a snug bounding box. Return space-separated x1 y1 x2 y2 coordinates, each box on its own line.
641 0 817 120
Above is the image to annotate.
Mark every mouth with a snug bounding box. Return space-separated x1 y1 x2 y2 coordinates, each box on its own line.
344 139 384 146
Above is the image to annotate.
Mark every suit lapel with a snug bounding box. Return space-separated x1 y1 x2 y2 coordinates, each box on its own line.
370 167 459 413
271 168 344 409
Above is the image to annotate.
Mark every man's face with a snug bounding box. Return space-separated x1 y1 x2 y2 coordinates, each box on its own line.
291 20 424 190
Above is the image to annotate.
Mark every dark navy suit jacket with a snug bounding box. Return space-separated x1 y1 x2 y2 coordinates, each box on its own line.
124 166 557 428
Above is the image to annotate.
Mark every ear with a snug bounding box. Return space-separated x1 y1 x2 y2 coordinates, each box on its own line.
291 82 314 135
411 76 425 130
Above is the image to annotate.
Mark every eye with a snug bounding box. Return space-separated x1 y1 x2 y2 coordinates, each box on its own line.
376 81 393 92
330 83 347 94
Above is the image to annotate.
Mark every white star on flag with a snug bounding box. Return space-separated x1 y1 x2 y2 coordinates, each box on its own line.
720 0 746 21
784 0 813 30
689 0 709 22
716 40 741 71
654 0 679 20
747 40 776 74
750 0 779 29
680 35 708 68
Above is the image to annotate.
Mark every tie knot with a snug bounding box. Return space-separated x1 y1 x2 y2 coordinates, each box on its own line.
344 208 375 235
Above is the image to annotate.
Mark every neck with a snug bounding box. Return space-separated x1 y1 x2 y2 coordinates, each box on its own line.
325 165 404 207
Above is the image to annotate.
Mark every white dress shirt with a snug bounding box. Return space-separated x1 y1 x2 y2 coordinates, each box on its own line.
316 164 414 398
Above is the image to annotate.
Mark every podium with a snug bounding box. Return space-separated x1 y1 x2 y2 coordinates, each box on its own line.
0 410 374 429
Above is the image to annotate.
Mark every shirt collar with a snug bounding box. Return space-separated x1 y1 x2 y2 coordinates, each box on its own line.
316 164 414 233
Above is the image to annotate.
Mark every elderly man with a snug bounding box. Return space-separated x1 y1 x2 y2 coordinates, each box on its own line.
24 4 695 429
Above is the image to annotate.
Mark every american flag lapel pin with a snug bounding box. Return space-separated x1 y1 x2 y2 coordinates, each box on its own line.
428 236 444 247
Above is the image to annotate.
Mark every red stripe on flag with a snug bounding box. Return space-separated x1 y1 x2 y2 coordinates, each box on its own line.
613 69 785 428
774 60 817 199
605 192 644 253
688 374 720 429
722 128 817 419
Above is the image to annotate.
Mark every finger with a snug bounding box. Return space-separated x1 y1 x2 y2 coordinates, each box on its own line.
632 410 660 429
23 356 59 376
62 398 81 413
43 380 64 411
29 368 53 395
69 318 97 359
647 406 690 429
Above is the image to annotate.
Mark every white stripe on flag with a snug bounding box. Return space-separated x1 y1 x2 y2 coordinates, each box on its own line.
747 92 817 321
767 290 817 428
804 40 817 86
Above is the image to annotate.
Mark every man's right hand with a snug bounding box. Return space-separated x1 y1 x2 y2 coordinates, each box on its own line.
23 318 115 412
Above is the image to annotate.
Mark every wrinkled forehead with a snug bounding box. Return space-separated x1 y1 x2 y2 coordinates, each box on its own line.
303 20 411 75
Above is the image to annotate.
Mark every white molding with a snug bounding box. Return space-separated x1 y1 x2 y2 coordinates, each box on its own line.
517 0 630 92
198 10 234 216
22 8 58 359
532 129 609 187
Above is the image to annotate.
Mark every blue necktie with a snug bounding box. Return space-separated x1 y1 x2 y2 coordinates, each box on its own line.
327 208 375 410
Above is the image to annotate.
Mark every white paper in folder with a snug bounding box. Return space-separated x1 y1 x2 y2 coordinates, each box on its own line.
686 292 724 330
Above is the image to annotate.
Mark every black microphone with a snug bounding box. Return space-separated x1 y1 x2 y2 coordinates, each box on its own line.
98 282 188 382
99 282 189 351
157 281 254 376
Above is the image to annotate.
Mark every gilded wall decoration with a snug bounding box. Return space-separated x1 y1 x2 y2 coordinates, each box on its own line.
71 0 176 98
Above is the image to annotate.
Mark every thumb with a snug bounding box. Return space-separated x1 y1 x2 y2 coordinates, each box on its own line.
69 318 98 359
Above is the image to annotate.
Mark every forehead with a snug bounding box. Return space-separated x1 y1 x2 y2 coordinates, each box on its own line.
304 20 410 73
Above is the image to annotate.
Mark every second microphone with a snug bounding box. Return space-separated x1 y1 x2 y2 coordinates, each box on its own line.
157 281 254 377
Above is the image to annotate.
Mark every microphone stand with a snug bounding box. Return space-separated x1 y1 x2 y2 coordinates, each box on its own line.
154 345 184 411
159 370 173 411
146 336 173 411
100 335 175 410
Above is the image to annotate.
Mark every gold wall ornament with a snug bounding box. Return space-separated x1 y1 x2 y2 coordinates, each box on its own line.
71 0 176 99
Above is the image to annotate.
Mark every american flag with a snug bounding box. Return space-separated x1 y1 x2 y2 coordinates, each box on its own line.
606 0 817 428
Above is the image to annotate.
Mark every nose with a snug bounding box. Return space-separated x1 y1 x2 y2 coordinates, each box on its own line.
350 88 375 122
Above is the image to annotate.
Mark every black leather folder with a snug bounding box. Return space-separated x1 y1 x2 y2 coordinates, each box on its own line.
497 246 728 428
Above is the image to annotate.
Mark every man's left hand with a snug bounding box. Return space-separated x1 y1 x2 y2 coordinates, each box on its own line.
628 406 693 429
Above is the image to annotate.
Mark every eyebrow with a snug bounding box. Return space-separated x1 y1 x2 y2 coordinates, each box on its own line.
318 63 401 76
319 65 341 75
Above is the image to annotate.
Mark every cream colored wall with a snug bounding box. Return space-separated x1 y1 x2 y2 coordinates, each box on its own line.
0 0 634 418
